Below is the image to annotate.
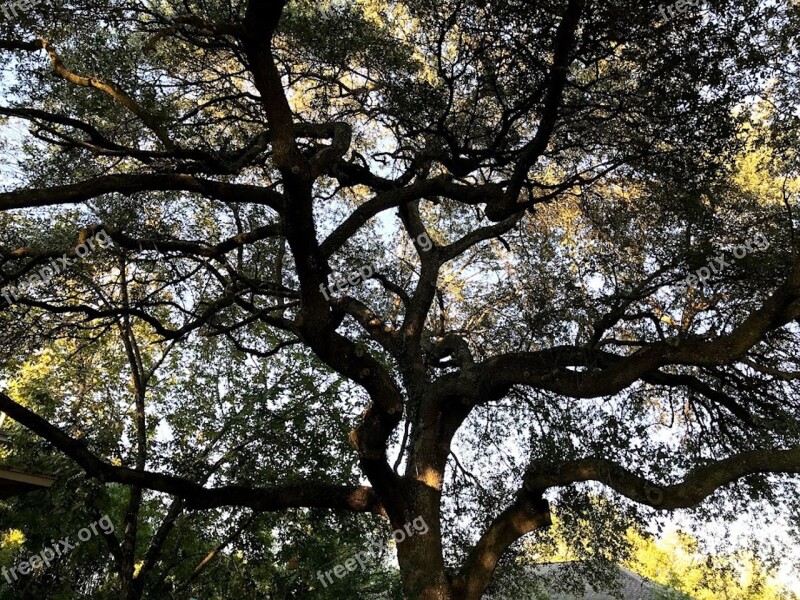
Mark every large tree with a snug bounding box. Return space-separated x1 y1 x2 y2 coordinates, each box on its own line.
1 0 799 598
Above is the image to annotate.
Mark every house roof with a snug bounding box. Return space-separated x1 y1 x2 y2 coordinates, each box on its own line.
0 466 55 499
491 561 693 600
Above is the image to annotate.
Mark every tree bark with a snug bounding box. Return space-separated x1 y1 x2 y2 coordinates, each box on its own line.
394 481 453 600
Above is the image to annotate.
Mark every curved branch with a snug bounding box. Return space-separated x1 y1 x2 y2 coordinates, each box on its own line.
103 223 283 258
320 176 449 257
0 390 382 514
0 174 284 212
454 493 551 600
439 212 524 262
471 258 800 401
0 106 132 153
642 370 756 425
0 38 175 150
41 40 175 150
306 122 353 176
241 0 302 170
523 448 800 510
320 177 505 256
507 0 586 200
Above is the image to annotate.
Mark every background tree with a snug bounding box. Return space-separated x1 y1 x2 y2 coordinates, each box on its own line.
486 499 798 599
0 0 799 599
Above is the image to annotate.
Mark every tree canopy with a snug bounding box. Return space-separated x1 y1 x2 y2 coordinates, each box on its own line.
0 0 799 599
489 499 799 599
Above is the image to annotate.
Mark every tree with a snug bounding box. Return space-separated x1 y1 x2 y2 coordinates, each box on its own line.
492 499 798 599
0 0 799 598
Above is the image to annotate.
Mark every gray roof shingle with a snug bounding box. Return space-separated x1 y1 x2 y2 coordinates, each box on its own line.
489 561 694 600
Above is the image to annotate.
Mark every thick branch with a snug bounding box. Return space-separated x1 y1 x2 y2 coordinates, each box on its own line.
102 223 283 258
241 0 302 170
471 258 800 401
0 174 284 212
523 448 800 510
0 391 383 514
507 0 585 201
454 493 551 600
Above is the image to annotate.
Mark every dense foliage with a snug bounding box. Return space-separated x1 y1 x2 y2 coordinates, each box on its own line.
0 0 798 598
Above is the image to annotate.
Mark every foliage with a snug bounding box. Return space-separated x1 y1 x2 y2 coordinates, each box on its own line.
510 500 798 600
0 1 798 599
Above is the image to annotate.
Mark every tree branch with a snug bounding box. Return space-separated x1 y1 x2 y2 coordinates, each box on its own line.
0 390 383 515
507 0 586 202
454 493 551 600
523 448 800 510
0 174 284 212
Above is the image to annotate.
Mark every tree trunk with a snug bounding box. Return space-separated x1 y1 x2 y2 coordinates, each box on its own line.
395 489 454 600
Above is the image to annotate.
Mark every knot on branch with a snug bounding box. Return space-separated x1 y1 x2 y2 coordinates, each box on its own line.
483 184 522 222
423 333 475 370
296 122 353 175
